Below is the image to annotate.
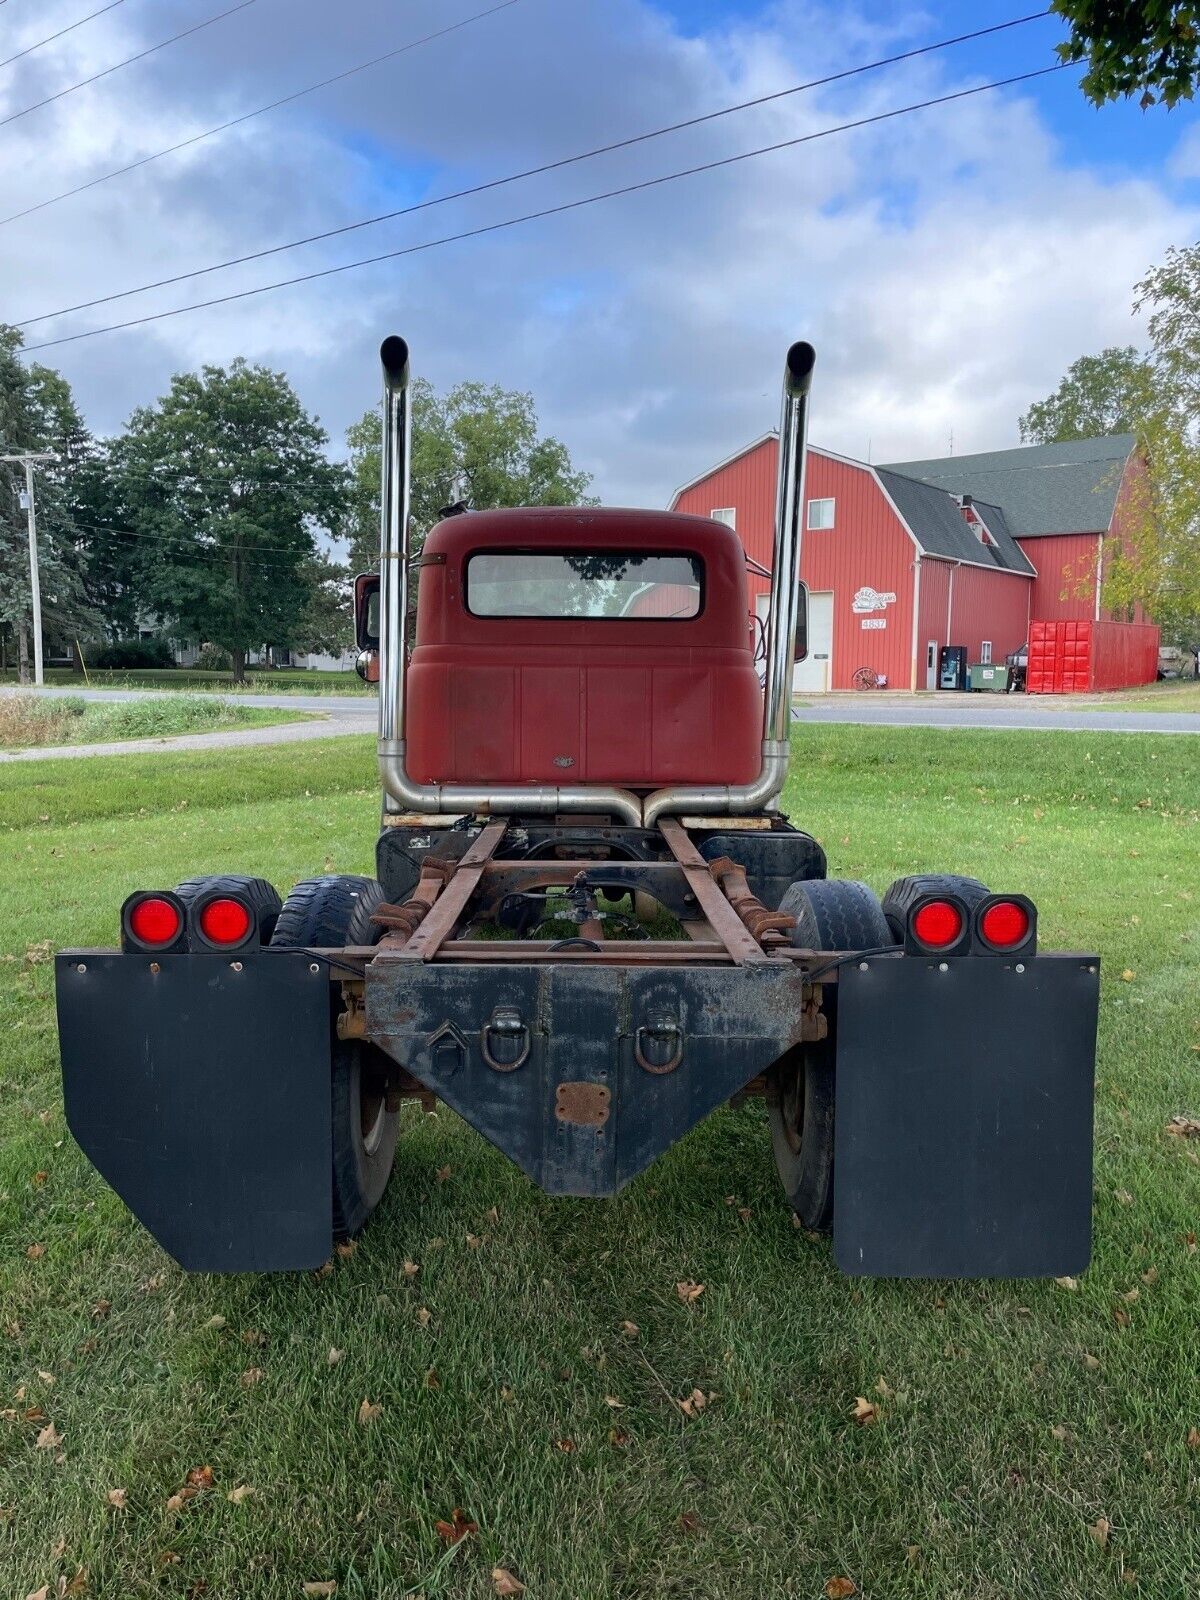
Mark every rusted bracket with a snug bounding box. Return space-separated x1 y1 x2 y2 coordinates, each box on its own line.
378 818 509 963
705 855 797 949
657 818 773 966
371 857 458 938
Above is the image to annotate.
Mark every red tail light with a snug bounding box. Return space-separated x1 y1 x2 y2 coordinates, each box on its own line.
127 896 184 947
196 896 254 947
979 898 1031 950
910 898 964 949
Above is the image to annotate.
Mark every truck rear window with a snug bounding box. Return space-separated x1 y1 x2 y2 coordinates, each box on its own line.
465 551 703 619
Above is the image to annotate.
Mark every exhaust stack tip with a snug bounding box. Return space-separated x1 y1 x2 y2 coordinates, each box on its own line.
784 340 816 396
380 335 410 387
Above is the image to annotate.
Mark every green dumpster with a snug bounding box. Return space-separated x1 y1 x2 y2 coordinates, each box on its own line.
968 662 1010 692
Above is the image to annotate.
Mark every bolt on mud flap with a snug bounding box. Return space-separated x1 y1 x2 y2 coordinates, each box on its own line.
55 952 333 1273
367 960 809 1195
832 954 1099 1278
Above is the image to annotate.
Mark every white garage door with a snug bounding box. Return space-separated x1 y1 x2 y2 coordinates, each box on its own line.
757 590 834 692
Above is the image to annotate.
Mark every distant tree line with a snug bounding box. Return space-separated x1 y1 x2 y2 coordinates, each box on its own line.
0 330 592 684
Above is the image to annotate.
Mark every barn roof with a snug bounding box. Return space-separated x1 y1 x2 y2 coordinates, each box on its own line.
876 470 1036 576
881 435 1136 537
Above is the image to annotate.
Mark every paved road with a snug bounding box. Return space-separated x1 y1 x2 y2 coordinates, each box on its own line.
0 686 374 764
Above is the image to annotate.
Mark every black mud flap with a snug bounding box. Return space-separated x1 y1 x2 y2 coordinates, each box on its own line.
367 959 808 1195
56 951 333 1272
833 954 1099 1277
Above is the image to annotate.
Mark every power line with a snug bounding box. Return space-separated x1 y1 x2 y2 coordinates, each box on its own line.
0 0 524 227
22 62 1074 354
15 10 1051 325
0 0 257 129
0 1 127 72
69 518 338 570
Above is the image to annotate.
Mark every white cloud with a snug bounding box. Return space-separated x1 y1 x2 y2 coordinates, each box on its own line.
0 0 1194 510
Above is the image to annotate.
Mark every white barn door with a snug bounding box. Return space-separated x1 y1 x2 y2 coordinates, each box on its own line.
757 591 833 692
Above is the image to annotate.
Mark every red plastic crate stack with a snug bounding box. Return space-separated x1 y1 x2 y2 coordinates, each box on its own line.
1027 619 1159 694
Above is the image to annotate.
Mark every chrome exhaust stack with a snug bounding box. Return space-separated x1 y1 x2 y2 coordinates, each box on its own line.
643 340 815 827
375 337 642 828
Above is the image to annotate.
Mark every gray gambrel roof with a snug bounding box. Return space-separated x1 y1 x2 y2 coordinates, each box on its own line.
881 434 1136 538
875 469 1036 576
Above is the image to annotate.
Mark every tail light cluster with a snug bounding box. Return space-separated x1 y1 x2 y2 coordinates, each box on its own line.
121 890 259 955
905 893 1036 958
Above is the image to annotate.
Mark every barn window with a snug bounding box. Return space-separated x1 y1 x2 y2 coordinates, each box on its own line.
807 497 835 530
710 507 736 530
981 640 993 664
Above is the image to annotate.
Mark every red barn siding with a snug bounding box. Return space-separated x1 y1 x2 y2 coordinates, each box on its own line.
1017 532 1101 621
917 559 1030 668
674 440 917 690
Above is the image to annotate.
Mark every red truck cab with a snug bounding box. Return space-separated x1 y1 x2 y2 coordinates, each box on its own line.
403 506 762 789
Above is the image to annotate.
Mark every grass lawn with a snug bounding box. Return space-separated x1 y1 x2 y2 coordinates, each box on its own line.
1094 681 1200 713
0 667 372 697
0 694 312 750
0 728 1197 1599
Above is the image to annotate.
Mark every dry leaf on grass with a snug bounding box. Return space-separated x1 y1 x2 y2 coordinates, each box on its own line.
327 1347 344 1366
678 1389 714 1419
62 1572 87 1596
105 1488 127 1509
434 1507 477 1545
186 1467 214 1490
1051 1424 1075 1443
491 1570 526 1596
1089 1516 1110 1548
25 1243 45 1261
301 1584 337 1598
1055 1276 1079 1290
604 1395 624 1409
675 1280 705 1304
1083 1353 1102 1371
678 1511 702 1533
357 1399 382 1426
435 1165 452 1183
335 1240 357 1259
35 1423 62 1450
203 1314 226 1329
25 1588 49 1600
1115 1190 1135 1207
37 1371 54 1387
1165 1115 1200 1138
32 1171 48 1188
402 1259 420 1279
90 1301 111 1321
619 1320 639 1338
851 1397 878 1426
554 1437 576 1453
486 1206 500 1224
239 1368 263 1388
609 1427 630 1447
227 1484 255 1504
1186 1427 1200 1449
240 1329 266 1347
825 1580 857 1600
423 1368 440 1390
416 1307 432 1328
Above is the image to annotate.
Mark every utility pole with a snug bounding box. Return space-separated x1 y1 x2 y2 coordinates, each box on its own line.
2 450 54 686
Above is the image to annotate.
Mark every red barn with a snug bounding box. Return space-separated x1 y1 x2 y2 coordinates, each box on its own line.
670 432 1149 691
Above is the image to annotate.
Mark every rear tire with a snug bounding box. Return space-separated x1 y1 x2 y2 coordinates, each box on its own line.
270 875 398 1240
769 878 893 1230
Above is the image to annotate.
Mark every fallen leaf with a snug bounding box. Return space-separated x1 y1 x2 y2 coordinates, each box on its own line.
1186 1232 1197 1255
851 1397 878 1426
678 1511 702 1533
609 1427 630 1446
24 1588 49 1600
500 1385 514 1402
416 1307 432 1328
327 1347 344 1366
435 1165 452 1183
240 1329 266 1347
737 1207 752 1222
554 1436 576 1452
25 1243 46 1261
165 1490 195 1513
1090 1516 1110 1548
423 1367 439 1390
678 1388 709 1419
35 1422 62 1450
905 1545 920 1564
434 1507 477 1545
91 1301 111 1321
357 1398 382 1426
466 1232 482 1249
62 1571 87 1596
1115 1189 1134 1206
227 1484 255 1504
675 1280 705 1304
1083 1353 1102 1371
204 1314 226 1329
402 1259 420 1279
301 1585 337 1598
239 1367 263 1388
106 1488 127 1509
1121 1287 1140 1304
1186 1427 1200 1449
604 1395 624 1409
37 1371 54 1387
491 1570 525 1596
185 1466 214 1490
314 1261 334 1279
32 1171 48 1188
1140 1267 1159 1286
1114 1306 1131 1328
1165 1115 1200 1138
1050 1423 1075 1443
825 1581 857 1600
1055 1276 1079 1291
619 1320 639 1338
486 1206 500 1224
1120 969 1135 982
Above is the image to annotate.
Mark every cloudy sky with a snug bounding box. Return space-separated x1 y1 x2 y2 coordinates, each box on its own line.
2 0 1198 509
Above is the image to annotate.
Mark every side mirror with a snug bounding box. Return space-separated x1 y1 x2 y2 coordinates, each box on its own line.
794 581 809 662
354 572 380 682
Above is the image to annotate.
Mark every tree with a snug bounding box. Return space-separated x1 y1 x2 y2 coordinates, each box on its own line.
346 378 594 572
0 325 100 680
1019 347 1152 444
1052 1 1200 107
111 360 348 682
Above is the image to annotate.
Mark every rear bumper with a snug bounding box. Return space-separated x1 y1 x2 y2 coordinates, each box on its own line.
55 946 1099 1278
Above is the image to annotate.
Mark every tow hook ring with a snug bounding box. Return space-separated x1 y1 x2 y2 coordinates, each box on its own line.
635 1015 683 1075
482 1006 531 1072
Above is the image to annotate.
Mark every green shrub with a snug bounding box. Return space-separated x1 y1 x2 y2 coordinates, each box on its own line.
196 644 232 671
93 636 176 670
